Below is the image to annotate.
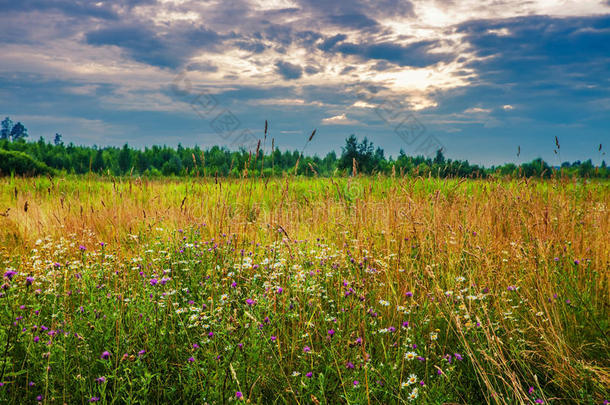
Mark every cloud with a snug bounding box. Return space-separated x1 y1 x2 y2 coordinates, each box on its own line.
0 0 119 19
329 13 379 29
275 61 303 80
85 23 221 68
318 34 347 51
321 113 360 125
464 107 491 113
1 0 609 165
331 40 455 67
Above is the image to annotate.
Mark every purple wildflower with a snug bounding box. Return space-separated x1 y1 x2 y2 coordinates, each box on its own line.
4 270 17 280
100 351 111 360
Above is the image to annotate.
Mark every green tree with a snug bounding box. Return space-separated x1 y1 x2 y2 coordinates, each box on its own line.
118 143 132 174
1 117 13 140
10 122 28 141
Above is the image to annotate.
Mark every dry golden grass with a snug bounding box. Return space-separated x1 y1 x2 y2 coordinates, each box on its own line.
0 175 608 403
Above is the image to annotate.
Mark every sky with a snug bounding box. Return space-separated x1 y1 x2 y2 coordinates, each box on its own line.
1 0 609 165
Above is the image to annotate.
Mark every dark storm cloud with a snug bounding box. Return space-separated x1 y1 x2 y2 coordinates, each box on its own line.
85 24 222 69
85 25 174 68
330 40 454 67
275 61 303 80
457 15 610 89
0 0 155 19
329 13 379 29
296 0 414 18
235 40 268 53
318 34 347 51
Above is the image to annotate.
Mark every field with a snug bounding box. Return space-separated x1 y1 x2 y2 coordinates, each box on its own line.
0 175 608 404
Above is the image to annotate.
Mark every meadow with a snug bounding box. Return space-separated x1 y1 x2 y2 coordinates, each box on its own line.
0 175 608 404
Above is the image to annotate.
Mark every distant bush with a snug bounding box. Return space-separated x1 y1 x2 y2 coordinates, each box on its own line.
0 149 54 176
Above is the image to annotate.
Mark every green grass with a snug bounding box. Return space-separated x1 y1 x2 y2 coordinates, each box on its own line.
0 176 608 404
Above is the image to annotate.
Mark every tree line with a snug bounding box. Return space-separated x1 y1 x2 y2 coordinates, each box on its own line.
0 118 607 178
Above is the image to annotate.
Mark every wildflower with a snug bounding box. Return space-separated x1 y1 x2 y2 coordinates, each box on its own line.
430 332 438 341
328 329 335 337
188 357 195 363
388 326 396 333
271 336 277 342
277 287 283 294
402 321 409 328
3 270 17 280
346 361 354 369
79 245 86 251
535 400 544 404
100 351 111 360
353 380 359 386
408 388 419 401
192 343 200 349
407 374 417 385
405 291 413 297
246 299 255 306
26 276 34 286
95 376 106 384
379 299 390 307
150 278 158 286
303 346 311 353
528 387 535 394
405 351 417 361
235 391 243 399
138 350 146 357
454 353 463 361
306 372 313 378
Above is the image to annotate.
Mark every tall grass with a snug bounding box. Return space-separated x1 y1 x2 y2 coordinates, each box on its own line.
0 175 608 403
